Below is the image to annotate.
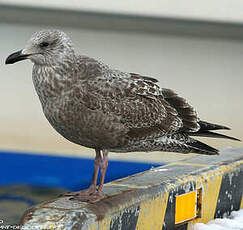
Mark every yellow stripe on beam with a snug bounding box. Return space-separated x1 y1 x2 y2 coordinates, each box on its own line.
98 217 112 230
88 224 97 230
240 195 243 209
173 162 209 167
188 170 223 226
89 217 112 230
136 192 168 230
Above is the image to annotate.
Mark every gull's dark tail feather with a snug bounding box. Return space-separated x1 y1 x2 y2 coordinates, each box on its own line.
189 130 241 141
198 120 230 131
187 139 219 155
187 120 241 142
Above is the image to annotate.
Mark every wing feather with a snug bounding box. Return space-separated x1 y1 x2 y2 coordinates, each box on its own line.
78 71 183 140
74 57 195 139
162 88 200 132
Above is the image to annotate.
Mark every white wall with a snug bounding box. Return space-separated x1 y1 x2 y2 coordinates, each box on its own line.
1 0 243 23
0 22 242 161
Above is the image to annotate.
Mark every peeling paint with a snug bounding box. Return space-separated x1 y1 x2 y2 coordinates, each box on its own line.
20 149 243 230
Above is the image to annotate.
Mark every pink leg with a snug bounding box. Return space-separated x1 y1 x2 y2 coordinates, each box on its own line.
72 150 109 202
95 152 108 197
62 149 109 202
62 149 102 197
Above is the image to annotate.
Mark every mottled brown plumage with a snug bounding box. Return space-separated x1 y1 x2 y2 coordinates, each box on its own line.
5 29 239 202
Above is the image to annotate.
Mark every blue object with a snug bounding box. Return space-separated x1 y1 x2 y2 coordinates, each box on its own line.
0 151 163 190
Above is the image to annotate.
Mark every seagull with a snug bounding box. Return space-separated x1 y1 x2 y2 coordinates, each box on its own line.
5 29 240 202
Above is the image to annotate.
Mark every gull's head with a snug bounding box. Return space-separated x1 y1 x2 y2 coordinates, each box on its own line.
6 29 75 65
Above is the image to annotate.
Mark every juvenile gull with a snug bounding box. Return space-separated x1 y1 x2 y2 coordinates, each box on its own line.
5 30 240 202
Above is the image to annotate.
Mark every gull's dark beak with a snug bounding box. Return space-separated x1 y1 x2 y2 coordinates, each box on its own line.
5 50 30 64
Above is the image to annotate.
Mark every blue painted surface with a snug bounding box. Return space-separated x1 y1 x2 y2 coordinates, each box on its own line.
0 194 36 206
0 151 163 190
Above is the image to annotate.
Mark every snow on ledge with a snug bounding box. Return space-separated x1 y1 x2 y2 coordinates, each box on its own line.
191 209 243 230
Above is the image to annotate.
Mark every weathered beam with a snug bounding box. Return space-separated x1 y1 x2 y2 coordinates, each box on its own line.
20 148 243 229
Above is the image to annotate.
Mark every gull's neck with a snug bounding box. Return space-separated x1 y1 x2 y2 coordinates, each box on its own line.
32 61 74 107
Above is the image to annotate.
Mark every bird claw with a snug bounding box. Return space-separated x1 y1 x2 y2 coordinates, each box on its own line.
59 187 98 198
69 192 103 203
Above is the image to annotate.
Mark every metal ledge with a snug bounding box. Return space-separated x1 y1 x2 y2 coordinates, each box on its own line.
1 4 243 40
20 148 243 229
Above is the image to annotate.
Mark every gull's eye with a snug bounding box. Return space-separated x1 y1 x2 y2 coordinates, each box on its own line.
39 42 49 48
